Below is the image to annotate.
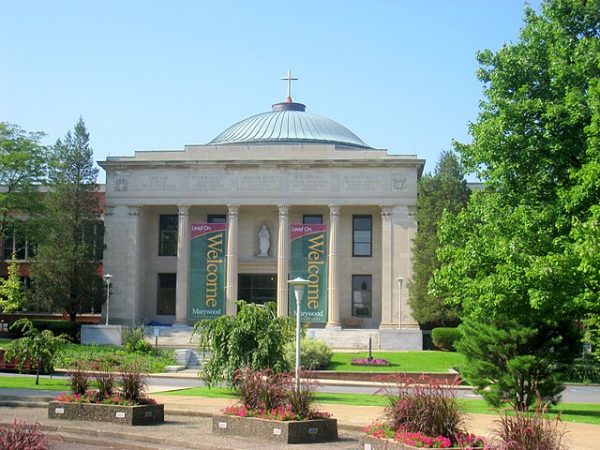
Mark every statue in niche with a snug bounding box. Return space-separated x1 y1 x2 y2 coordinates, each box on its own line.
258 224 270 257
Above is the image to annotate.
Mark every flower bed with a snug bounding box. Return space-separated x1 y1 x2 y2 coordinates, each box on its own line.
213 414 337 444
351 357 391 366
48 401 164 425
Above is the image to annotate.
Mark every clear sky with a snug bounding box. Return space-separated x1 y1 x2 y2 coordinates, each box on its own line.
1 0 541 182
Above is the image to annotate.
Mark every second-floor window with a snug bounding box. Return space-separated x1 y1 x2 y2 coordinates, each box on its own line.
159 215 178 256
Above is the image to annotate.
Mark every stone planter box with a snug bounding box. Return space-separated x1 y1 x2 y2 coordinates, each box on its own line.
360 434 485 450
48 401 164 425
212 414 338 444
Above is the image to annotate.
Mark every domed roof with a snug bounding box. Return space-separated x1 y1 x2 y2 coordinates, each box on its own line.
209 99 371 149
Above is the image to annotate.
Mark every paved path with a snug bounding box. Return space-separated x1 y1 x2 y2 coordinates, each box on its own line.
1 392 599 449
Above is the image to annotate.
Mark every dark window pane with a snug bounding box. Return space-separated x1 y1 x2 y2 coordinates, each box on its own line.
352 275 372 317
207 214 227 224
159 215 178 256
353 215 372 256
303 215 323 224
157 273 176 315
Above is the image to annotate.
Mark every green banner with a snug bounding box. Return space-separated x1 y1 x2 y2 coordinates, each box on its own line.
189 223 227 321
289 224 328 323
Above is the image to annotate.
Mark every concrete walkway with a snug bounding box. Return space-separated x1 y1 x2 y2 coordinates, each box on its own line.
1 389 599 450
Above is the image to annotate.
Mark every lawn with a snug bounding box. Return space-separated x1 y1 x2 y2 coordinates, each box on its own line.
1 338 176 373
0 375 69 391
163 386 600 425
328 351 465 372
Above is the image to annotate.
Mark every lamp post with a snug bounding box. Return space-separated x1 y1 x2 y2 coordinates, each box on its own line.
287 277 309 393
104 273 113 326
397 276 404 329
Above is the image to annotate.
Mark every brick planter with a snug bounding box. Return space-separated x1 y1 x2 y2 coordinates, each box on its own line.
212 414 338 444
48 401 164 425
360 434 485 450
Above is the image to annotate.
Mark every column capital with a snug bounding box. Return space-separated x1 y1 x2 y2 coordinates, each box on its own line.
104 205 114 216
277 204 289 215
227 205 240 216
128 206 140 216
178 205 190 216
380 205 393 218
328 204 341 216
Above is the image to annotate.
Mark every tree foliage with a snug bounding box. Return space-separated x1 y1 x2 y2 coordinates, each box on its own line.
194 301 294 387
0 123 46 239
408 151 470 328
30 118 104 321
5 318 68 385
432 0 599 408
0 253 25 313
457 318 579 411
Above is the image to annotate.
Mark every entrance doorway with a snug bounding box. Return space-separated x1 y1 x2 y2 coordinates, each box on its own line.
238 274 277 305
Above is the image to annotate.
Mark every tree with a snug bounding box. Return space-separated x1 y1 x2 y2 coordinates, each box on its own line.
30 118 104 321
0 122 46 242
408 151 470 328
0 253 25 313
432 0 599 408
5 318 68 385
194 301 294 387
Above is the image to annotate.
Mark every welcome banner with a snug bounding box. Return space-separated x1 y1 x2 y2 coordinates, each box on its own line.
289 224 328 323
189 223 227 321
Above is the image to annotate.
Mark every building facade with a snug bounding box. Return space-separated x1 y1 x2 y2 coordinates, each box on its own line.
99 95 425 349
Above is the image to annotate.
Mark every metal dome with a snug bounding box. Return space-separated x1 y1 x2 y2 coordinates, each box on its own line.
208 100 371 149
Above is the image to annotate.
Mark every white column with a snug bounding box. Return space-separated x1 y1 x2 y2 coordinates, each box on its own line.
175 205 190 324
326 204 341 328
277 204 290 317
225 205 239 315
380 205 395 329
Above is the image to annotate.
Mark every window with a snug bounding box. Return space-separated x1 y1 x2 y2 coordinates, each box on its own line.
238 274 277 305
157 273 176 315
352 275 372 317
2 223 34 260
207 214 227 224
352 215 372 256
303 214 323 224
159 215 178 256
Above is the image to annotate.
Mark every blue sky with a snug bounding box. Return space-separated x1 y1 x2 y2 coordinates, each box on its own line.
1 0 541 182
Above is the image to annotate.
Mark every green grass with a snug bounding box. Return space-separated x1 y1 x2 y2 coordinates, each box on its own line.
162 386 600 425
0 376 69 391
328 351 465 372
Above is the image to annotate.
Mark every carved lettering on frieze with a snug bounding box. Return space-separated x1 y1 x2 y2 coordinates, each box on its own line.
141 175 177 192
289 173 329 193
342 174 381 193
238 174 277 193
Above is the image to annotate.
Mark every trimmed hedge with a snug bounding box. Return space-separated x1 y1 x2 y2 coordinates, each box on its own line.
9 320 81 342
284 338 332 370
431 327 462 351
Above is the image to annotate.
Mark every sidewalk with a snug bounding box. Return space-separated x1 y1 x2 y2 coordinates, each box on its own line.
1 388 599 450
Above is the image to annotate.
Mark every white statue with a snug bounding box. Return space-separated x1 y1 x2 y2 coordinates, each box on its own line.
258 224 270 257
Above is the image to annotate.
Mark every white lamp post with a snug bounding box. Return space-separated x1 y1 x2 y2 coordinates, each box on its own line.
104 273 113 326
397 276 404 329
287 277 310 393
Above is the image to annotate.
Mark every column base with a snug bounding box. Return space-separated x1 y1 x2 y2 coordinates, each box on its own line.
379 323 397 330
325 322 341 330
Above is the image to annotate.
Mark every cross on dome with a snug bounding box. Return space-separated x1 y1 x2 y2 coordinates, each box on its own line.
280 69 298 102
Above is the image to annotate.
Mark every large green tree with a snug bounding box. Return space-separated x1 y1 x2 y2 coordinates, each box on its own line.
0 123 46 239
30 118 104 321
408 150 470 328
432 0 600 407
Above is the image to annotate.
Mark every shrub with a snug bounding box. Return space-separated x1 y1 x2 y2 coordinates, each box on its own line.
123 325 153 353
565 357 600 384
377 374 466 443
119 360 148 404
68 363 90 396
94 366 117 401
457 318 579 411
5 319 68 384
194 301 294 386
228 367 323 420
493 404 568 450
0 420 49 450
431 327 462 351
284 338 332 370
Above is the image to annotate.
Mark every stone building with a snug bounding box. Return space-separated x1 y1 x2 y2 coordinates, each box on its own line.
99 90 425 349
